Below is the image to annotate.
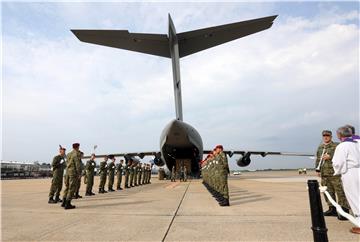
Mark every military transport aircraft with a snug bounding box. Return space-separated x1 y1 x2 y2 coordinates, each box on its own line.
72 14 312 176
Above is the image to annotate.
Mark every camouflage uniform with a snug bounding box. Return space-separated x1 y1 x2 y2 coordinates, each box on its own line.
218 152 230 202
98 160 108 193
62 149 81 208
124 162 130 188
108 161 115 191
133 163 138 186
116 162 123 190
316 141 349 209
49 154 66 202
141 164 146 184
137 164 142 185
171 166 176 182
85 159 96 195
74 160 84 198
129 163 135 187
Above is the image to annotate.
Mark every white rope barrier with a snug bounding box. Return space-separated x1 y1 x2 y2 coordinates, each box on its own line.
319 186 360 227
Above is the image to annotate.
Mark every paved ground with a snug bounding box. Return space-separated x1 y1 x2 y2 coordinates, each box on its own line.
1 170 359 241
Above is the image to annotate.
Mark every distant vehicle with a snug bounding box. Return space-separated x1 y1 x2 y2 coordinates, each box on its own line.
298 168 307 175
233 171 242 176
1 161 52 179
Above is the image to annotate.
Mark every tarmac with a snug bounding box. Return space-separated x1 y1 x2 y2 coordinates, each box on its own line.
1 170 359 242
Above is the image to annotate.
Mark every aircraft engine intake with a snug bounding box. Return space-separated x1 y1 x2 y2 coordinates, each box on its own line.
236 153 251 167
153 154 165 167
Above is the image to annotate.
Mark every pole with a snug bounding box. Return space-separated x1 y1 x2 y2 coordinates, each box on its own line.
307 180 328 242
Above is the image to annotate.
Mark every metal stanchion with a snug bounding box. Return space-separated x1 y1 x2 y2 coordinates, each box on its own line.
307 180 328 242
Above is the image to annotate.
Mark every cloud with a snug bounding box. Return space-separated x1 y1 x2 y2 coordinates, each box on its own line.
2 2 359 170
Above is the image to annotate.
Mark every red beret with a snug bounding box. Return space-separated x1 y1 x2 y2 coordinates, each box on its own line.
215 145 223 150
72 143 80 149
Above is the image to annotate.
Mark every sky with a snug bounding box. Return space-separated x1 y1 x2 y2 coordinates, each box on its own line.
1 2 359 170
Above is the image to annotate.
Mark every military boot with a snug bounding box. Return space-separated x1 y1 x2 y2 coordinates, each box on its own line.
61 198 66 207
99 188 103 194
90 191 96 195
85 192 91 196
102 188 107 193
48 197 56 204
337 207 349 220
219 199 230 207
64 200 76 210
75 193 82 199
55 196 62 203
323 206 337 216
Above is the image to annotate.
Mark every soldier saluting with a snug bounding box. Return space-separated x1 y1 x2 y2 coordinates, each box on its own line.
48 146 66 204
315 130 349 219
85 153 96 196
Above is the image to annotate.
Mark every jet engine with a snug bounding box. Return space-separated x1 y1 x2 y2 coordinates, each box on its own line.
153 153 165 167
236 153 251 167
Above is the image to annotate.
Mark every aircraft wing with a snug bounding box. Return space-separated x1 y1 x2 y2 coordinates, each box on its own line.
177 15 277 58
203 150 313 158
83 151 160 160
71 30 170 58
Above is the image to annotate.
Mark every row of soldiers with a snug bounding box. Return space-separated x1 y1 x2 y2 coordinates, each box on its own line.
97 155 152 193
170 165 188 182
201 145 230 206
48 143 152 210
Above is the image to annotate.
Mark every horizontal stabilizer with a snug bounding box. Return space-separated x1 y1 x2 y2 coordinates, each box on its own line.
177 15 277 57
71 30 170 57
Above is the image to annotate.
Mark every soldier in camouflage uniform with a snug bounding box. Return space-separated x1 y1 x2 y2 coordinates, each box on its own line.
98 156 108 193
74 152 84 199
48 146 67 204
116 159 124 190
148 164 152 184
315 130 349 219
85 153 96 196
141 163 146 185
124 160 130 188
61 143 81 209
134 161 138 186
216 145 230 206
137 163 142 185
171 166 176 182
183 166 187 182
107 155 116 192
129 160 135 187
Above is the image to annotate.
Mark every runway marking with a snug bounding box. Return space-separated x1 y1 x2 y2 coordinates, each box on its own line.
162 180 191 242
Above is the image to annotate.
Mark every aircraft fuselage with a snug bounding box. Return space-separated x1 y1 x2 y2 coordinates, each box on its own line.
160 119 203 177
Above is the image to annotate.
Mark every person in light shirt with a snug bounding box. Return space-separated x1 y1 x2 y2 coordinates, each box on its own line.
332 126 360 234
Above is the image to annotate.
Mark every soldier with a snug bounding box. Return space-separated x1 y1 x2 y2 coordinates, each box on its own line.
107 155 116 192
74 151 84 199
215 145 230 206
183 166 187 182
315 130 349 219
98 156 108 193
48 146 66 204
116 159 124 190
124 160 130 188
147 164 152 184
85 153 96 196
137 163 142 185
171 166 176 182
133 161 138 186
129 160 135 187
61 143 81 209
141 163 146 185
